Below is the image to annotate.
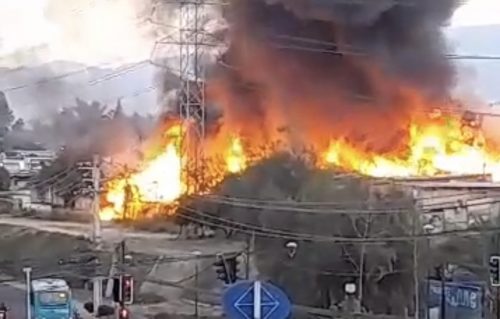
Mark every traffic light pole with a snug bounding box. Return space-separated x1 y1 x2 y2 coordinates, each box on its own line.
245 231 254 280
497 232 500 319
23 267 31 319
93 277 102 316
195 261 199 319
440 265 445 319
193 251 201 319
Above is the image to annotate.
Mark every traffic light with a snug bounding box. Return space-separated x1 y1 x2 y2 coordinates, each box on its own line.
112 274 134 304
112 277 120 303
225 256 239 284
490 255 500 286
214 255 239 284
118 307 129 319
121 274 134 304
214 258 228 284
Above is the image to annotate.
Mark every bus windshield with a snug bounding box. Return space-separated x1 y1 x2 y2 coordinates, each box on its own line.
38 292 69 306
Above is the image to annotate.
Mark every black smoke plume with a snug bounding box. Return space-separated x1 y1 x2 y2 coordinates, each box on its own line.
195 0 466 314
208 0 462 153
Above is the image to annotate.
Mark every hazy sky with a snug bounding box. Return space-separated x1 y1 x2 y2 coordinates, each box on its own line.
451 0 500 27
1 0 499 119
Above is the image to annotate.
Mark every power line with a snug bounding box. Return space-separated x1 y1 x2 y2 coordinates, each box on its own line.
177 204 500 243
28 166 79 189
265 32 500 61
1 60 153 93
202 190 493 207
191 192 500 215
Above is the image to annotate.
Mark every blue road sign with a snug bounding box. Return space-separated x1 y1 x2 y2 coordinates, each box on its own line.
424 280 483 319
223 280 292 319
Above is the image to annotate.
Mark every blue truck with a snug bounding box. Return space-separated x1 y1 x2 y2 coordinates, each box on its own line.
30 278 79 319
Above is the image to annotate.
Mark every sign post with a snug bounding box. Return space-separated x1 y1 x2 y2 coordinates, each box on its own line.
22 267 31 319
254 281 261 319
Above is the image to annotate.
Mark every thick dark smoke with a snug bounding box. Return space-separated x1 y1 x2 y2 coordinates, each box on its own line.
197 0 465 314
264 0 457 90
208 0 462 153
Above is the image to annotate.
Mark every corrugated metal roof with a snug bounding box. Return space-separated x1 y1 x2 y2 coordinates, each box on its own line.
402 181 500 189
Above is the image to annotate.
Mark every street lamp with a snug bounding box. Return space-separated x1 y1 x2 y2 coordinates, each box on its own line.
285 241 298 259
345 283 356 295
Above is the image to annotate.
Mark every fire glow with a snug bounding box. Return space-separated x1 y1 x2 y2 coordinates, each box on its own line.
99 112 500 221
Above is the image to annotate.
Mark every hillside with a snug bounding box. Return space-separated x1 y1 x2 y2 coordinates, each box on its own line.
0 60 178 120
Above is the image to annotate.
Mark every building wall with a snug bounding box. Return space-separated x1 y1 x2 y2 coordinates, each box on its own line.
369 181 500 232
413 187 500 231
0 150 55 176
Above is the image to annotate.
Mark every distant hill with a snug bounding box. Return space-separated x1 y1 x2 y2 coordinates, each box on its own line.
446 24 500 103
0 60 179 120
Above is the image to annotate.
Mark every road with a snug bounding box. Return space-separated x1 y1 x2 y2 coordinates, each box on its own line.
0 284 26 319
0 216 245 256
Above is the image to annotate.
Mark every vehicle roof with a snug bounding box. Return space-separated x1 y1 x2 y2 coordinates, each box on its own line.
31 279 69 292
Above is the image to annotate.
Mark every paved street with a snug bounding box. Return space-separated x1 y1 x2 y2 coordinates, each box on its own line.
0 284 26 319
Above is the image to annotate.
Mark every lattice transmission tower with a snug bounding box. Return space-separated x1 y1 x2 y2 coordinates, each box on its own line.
152 0 224 192
178 0 206 156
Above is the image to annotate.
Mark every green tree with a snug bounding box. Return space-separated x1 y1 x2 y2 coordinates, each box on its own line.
11 118 25 132
195 155 416 314
0 91 14 137
0 166 10 191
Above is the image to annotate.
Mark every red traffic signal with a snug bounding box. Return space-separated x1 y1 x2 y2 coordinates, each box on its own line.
121 275 134 304
112 274 134 304
118 307 129 319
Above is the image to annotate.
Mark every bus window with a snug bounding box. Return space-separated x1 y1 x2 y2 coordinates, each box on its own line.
38 292 68 306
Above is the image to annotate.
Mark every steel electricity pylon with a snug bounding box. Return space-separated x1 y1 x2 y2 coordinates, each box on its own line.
178 0 206 192
152 0 224 192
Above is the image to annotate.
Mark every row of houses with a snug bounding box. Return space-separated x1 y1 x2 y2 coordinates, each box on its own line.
0 149 56 176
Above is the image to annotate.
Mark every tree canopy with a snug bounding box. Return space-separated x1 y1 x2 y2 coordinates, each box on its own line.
0 91 14 138
187 154 416 313
0 166 10 191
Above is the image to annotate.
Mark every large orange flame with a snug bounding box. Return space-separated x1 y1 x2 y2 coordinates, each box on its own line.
322 114 500 179
100 124 186 220
99 110 500 221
